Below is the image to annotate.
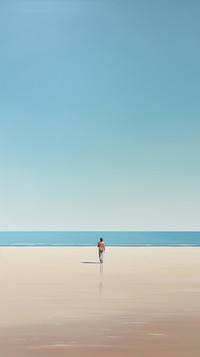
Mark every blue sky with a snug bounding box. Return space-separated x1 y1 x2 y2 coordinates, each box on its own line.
0 0 200 231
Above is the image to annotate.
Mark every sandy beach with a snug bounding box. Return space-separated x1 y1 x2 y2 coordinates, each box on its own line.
0 246 200 356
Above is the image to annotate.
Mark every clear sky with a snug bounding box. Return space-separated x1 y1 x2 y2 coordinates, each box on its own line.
0 0 200 231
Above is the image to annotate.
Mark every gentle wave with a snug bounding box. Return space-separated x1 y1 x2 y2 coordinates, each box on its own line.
1 243 200 247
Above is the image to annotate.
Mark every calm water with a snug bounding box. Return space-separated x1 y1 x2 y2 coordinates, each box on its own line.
0 231 199 246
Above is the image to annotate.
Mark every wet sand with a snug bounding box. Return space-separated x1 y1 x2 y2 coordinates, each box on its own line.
0 247 200 356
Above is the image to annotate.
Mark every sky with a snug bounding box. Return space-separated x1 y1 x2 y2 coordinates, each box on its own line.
0 0 200 231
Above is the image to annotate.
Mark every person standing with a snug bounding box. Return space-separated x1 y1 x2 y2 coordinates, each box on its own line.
98 238 105 263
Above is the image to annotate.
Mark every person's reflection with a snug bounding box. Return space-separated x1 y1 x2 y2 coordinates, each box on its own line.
100 262 103 277
99 263 103 297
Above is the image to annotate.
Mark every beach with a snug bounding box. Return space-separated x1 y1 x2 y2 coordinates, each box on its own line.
0 247 200 356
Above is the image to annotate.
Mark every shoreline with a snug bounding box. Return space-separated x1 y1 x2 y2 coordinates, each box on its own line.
1 244 200 247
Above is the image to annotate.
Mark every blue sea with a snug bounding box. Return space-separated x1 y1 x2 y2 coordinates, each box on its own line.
0 231 199 247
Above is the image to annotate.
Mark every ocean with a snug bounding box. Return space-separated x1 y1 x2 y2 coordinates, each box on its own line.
0 231 199 247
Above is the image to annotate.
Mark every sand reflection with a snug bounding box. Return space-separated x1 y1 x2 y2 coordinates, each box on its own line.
99 263 103 297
